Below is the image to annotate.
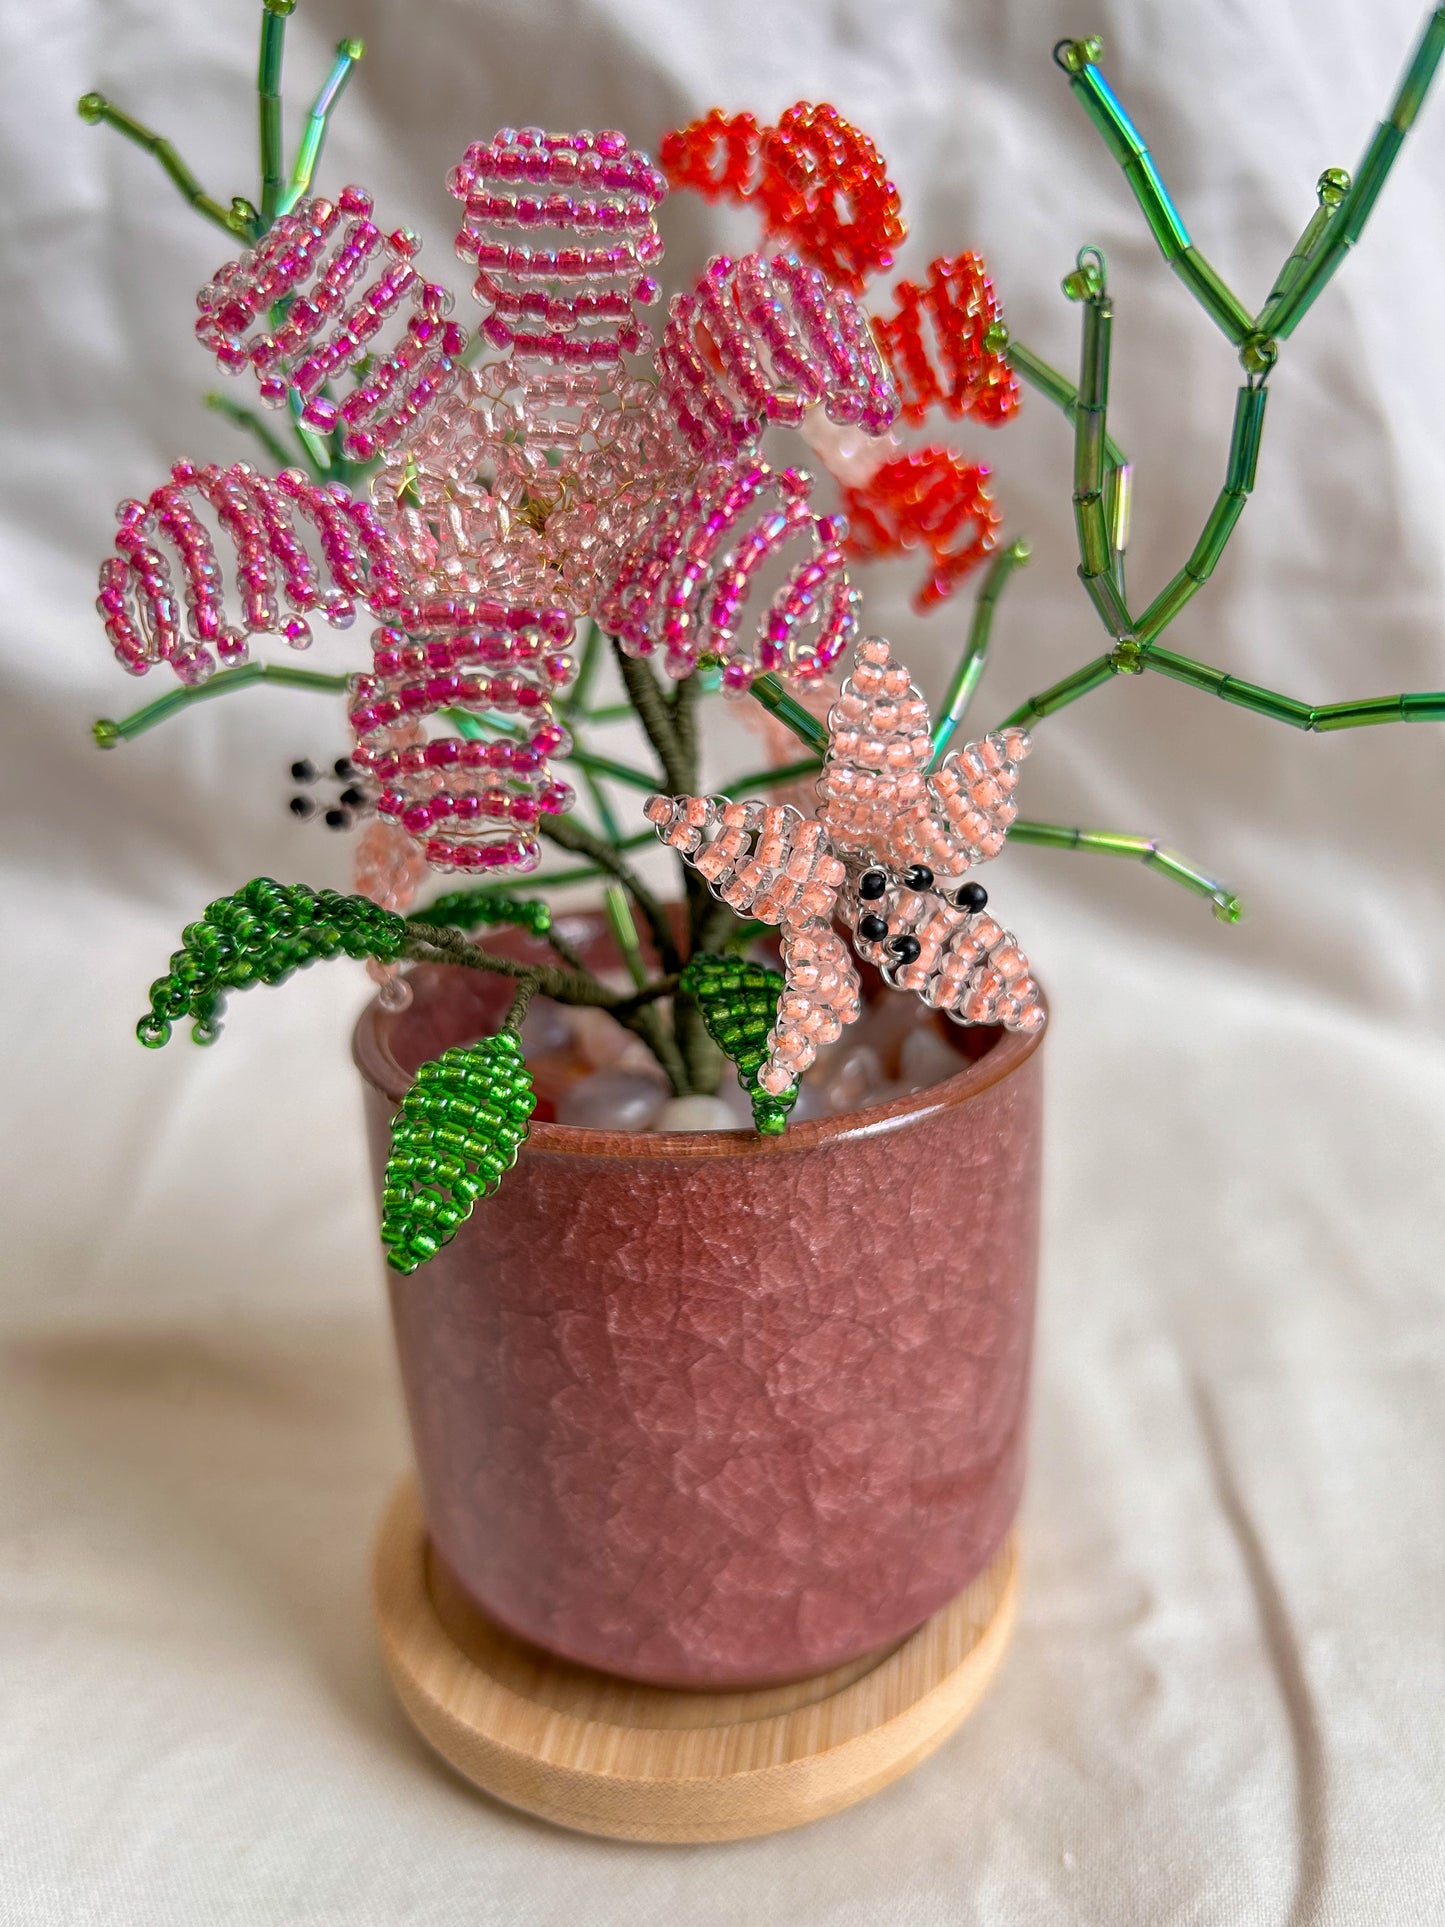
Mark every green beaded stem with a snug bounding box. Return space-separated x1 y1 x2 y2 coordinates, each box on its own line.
679 953 796 1134
1004 337 1129 470
279 38 365 213
1010 818 1240 921
94 663 351 747
381 1030 536 1274
1069 260 1116 590
1053 39 1252 344
75 93 248 238
136 878 407 1048
407 891 552 937
747 674 830 758
999 655 1118 730
257 1 292 225
1137 649 1445 728
203 390 310 471
1263 8 1445 337
929 538 1032 765
1133 381 1266 645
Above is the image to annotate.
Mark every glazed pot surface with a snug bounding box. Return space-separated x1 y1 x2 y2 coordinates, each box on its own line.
357 929 1043 1689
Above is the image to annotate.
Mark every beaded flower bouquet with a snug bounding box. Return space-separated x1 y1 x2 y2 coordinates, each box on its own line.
83 0 1445 1840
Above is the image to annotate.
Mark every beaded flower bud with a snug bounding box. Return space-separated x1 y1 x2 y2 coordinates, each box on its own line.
597 453 859 686
872 253 1021 426
97 460 408 681
656 251 897 454
660 102 905 293
348 594 576 875
840 447 1001 611
194 187 468 460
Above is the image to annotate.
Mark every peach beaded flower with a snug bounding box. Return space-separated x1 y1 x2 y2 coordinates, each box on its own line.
646 632 1043 1098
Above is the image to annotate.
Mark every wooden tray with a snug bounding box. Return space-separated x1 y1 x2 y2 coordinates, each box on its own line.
373 1479 1017 1843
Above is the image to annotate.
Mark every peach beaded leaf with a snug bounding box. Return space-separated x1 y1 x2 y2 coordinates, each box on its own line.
646 633 1043 1103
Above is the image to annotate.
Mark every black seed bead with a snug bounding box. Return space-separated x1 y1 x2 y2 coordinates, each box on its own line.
858 869 888 901
903 864 934 891
956 881 989 912
338 785 367 808
888 934 922 963
324 807 351 830
333 757 355 780
858 913 890 943
288 795 315 818
290 759 317 783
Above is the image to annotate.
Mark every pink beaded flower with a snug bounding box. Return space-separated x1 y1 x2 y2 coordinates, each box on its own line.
95 121 909 881
646 633 1043 1098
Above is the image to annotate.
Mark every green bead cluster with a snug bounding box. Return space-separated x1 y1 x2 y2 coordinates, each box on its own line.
407 889 552 937
137 877 407 1049
381 1031 535 1274
680 952 797 1136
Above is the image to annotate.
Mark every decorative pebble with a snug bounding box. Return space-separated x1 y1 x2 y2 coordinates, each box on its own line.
855 1079 910 1110
899 1025 966 1090
819 1043 882 1113
655 1095 744 1133
556 1068 669 1132
520 996 571 1055
569 1005 658 1074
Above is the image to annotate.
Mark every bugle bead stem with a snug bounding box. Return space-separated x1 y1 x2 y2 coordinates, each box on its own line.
929 537 1032 764
281 37 365 212
1009 816 1241 921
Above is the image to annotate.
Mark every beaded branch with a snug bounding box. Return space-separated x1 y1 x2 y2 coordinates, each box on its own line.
81 2 1445 1268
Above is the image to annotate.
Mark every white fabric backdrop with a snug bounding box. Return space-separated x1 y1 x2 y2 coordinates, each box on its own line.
2 0 1443 1920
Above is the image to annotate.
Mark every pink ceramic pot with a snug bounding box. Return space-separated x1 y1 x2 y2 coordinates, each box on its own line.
355 920 1044 1690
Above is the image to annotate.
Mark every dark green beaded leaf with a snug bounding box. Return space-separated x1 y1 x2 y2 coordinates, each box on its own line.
134 876 409 1049
679 952 798 1136
381 1030 536 1275
408 889 552 937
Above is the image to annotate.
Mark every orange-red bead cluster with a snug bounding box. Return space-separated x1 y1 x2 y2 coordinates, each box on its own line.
873 253 1020 425
841 448 1001 612
660 101 905 293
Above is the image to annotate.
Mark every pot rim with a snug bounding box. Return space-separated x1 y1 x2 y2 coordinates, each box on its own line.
353 960 1047 1165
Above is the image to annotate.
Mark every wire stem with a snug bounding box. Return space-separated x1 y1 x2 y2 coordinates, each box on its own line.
94 662 350 747
204 391 309 470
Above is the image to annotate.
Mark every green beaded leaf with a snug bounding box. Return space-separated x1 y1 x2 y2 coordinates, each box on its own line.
135 877 408 1049
407 889 552 938
381 1031 536 1274
679 952 797 1136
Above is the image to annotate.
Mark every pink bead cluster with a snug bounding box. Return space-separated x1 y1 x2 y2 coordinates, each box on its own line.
448 129 665 365
644 791 862 1093
195 188 465 461
599 455 859 685
657 251 895 452
365 131 675 616
818 635 1030 876
348 596 575 873
97 460 407 681
844 878 1045 1032
606 250 897 686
